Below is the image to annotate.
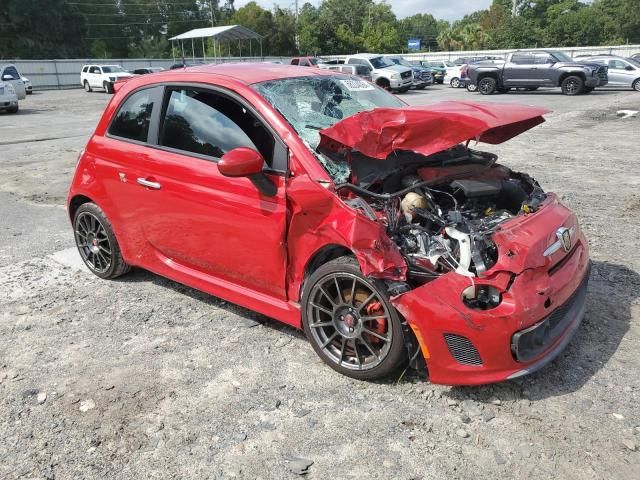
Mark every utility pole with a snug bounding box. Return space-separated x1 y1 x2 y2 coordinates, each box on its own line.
512 0 518 17
294 0 299 51
209 0 216 27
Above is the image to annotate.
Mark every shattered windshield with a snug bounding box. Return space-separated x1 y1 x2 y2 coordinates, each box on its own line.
253 75 403 181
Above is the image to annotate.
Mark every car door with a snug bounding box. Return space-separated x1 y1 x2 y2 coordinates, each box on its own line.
133 85 289 299
89 66 102 87
607 59 636 86
2 65 26 99
532 52 557 86
502 53 536 86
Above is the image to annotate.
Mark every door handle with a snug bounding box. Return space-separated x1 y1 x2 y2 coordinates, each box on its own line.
137 177 161 190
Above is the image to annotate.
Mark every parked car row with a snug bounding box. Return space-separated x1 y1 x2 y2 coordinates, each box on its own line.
0 63 29 114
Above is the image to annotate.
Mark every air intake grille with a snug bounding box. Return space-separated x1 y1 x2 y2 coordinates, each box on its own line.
444 334 483 366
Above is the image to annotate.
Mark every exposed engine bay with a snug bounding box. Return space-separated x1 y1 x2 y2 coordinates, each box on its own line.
332 145 547 284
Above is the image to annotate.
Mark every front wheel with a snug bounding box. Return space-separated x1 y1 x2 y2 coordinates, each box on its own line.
631 78 640 92
302 257 406 380
103 81 114 94
478 77 497 95
73 202 130 279
7 104 18 113
450 77 460 88
561 76 584 95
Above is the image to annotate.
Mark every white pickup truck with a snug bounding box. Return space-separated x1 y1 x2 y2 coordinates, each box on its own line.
80 64 133 94
344 54 413 93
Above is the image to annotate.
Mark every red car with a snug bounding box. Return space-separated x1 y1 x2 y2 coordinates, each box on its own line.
67 64 590 385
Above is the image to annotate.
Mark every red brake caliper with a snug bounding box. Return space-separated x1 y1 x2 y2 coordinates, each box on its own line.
364 300 387 345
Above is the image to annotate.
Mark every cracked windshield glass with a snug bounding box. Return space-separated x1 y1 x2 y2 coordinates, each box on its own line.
253 75 403 181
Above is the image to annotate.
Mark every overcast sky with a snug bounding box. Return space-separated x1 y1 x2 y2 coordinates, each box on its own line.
234 1 494 21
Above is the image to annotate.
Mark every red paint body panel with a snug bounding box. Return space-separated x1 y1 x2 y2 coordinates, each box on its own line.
392 197 590 385
318 102 549 159
67 64 588 385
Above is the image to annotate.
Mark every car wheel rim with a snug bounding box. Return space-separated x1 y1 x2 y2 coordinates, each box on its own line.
566 80 579 94
308 273 392 371
479 79 492 94
75 212 112 273
634 81 640 92
451 78 459 88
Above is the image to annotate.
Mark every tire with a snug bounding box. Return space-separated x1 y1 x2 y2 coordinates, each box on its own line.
73 202 130 279
103 81 114 94
7 104 18 114
26 91 32 95
478 76 497 95
84 81 92 92
632 78 640 92
466 83 477 92
450 77 460 88
561 75 584 95
301 256 407 380
376 79 391 91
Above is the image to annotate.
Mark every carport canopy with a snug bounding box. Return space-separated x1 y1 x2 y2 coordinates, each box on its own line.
169 25 264 62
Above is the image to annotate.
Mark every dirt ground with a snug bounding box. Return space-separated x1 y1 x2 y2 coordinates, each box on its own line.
1 84 639 480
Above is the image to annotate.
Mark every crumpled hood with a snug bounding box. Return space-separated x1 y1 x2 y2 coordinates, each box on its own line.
318 101 550 159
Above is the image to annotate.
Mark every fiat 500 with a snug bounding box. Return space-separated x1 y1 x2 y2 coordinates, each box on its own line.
67 64 589 385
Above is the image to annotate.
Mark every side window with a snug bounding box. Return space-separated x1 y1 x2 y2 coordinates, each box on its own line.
108 88 156 142
89 66 99 74
82 66 89 73
511 54 534 65
5 66 19 78
300 59 309 66
609 59 627 70
291 59 299 65
159 88 275 166
534 53 554 64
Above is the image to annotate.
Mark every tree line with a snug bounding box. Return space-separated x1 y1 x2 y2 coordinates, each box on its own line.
0 0 638 60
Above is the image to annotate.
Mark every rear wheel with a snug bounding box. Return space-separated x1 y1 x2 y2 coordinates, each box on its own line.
632 78 640 92
450 77 460 88
84 81 92 92
302 256 406 380
561 76 584 95
478 77 497 95
466 83 477 92
73 202 130 279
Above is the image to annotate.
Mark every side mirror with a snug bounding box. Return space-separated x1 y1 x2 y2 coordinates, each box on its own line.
625 65 635 71
2 74 14 81
218 147 276 196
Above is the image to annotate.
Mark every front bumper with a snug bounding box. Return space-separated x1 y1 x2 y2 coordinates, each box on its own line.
390 78 413 90
0 100 18 109
392 198 591 385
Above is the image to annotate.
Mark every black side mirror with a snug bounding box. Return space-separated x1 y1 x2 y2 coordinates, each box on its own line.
625 65 635 71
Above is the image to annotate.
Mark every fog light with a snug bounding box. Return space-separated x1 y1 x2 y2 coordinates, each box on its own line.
462 285 502 310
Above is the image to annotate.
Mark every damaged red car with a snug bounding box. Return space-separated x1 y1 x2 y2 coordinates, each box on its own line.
67 64 590 385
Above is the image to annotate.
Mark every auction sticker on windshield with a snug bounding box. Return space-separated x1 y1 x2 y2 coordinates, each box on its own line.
340 79 375 91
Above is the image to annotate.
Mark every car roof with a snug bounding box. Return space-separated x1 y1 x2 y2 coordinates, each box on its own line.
347 53 382 59
187 62 343 84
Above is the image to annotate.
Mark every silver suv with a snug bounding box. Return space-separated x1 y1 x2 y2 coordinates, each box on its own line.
344 54 413 93
577 55 640 91
0 64 26 100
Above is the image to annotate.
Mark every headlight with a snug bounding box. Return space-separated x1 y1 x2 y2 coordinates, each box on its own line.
391 73 400 79
110 76 116 82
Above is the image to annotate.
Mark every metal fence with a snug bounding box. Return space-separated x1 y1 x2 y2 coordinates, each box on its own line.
4 44 639 90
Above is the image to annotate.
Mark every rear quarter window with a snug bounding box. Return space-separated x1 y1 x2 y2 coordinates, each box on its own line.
108 88 158 143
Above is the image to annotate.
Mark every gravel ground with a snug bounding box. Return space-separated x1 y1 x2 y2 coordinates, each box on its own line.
0 85 639 480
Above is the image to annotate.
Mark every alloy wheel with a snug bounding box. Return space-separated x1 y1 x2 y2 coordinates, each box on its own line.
307 273 393 371
565 79 580 95
74 212 112 273
450 78 460 88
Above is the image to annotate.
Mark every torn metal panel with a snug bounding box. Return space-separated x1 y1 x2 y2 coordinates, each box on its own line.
318 101 550 160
